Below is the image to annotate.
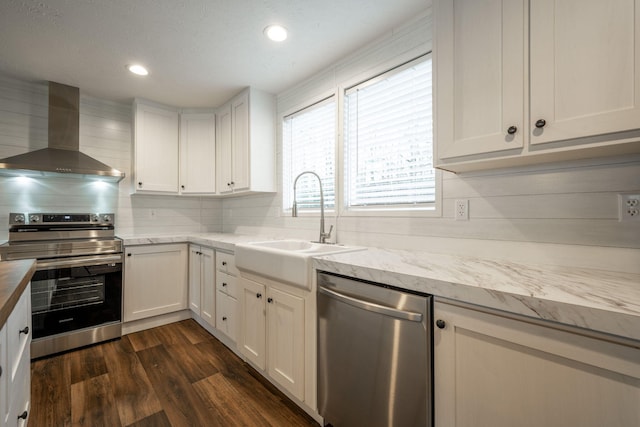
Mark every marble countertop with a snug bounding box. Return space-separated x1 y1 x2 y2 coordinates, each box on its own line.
313 248 640 342
119 233 640 343
0 259 36 328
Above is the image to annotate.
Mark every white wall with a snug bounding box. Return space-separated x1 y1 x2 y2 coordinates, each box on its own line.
221 9 640 274
0 75 223 238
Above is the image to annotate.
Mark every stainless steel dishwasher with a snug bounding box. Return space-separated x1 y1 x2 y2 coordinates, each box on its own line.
317 271 432 427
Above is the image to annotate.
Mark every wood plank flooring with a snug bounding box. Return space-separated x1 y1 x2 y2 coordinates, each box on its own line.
30 319 320 427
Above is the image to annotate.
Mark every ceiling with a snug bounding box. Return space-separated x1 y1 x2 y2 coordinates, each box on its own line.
0 0 429 108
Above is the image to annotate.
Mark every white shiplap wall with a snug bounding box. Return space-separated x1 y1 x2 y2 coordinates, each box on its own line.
0 75 223 239
221 9 640 274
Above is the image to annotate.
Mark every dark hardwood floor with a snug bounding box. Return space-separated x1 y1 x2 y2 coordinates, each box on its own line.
30 319 320 427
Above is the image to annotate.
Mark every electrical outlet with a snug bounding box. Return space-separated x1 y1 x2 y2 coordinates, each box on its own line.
619 194 640 221
455 199 469 221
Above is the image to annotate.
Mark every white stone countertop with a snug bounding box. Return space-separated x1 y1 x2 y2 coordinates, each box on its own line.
313 248 640 343
118 233 640 343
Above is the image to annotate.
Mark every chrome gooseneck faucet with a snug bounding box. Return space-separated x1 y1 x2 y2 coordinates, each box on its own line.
292 171 333 243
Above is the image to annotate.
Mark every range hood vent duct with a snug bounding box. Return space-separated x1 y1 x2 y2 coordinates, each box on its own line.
0 81 125 182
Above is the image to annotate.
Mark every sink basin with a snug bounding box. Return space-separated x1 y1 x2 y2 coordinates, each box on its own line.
235 240 365 289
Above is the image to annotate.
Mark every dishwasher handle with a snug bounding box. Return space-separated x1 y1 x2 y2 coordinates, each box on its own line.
319 286 423 322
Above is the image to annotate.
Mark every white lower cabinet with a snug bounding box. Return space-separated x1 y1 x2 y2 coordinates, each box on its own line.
124 244 188 322
188 245 215 327
239 276 305 401
2 284 31 427
434 299 640 427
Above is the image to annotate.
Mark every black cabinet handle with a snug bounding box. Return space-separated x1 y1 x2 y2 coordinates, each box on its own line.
222 261 227 266
222 282 227 287
222 316 227 321
181 185 185 189
507 126 517 135
19 326 29 335
127 253 132 257
535 119 546 128
18 410 28 420
435 319 446 329
0 365 2 377
256 293 262 298
267 297 273 303
138 182 143 187
230 181 235 185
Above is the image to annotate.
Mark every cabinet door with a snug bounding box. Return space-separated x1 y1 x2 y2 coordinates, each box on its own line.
530 0 640 145
267 286 305 401
231 92 250 191
124 244 188 322
134 102 179 193
434 301 640 427
180 113 216 194
216 104 233 194
188 245 202 314
1 324 6 426
435 0 525 160
200 247 215 327
239 277 266 370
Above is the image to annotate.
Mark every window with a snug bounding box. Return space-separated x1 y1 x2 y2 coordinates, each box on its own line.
282 98 335 212
344 55 434 210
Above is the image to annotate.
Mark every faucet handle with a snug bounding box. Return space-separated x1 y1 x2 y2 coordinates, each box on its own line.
321 225 334 243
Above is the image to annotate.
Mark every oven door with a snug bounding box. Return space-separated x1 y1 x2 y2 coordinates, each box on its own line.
31 254 123 339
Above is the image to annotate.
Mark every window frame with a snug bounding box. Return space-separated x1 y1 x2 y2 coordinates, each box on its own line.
338 53 441 218
280 51 441 218
280 90 338 217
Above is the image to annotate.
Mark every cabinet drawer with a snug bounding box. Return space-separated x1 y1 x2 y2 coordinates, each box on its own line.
216 252 238 276
216 272 237 298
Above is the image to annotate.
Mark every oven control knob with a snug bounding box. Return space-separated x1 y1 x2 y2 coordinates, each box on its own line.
101 214 112 223
91 214 99 222
14 214 25 223
29 214 40 223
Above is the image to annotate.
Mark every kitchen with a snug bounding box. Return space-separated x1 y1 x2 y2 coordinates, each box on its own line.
0 0 639 426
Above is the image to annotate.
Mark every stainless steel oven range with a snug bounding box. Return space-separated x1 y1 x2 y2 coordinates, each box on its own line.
0 212 123 359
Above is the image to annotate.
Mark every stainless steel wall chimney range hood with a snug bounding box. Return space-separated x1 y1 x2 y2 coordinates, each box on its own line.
0 82 125 182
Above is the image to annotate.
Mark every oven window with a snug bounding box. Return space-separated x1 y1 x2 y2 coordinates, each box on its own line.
32 275 105 313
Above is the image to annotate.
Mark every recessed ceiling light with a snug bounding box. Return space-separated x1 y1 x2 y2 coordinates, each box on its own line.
127 64 149 76
264 25 287 42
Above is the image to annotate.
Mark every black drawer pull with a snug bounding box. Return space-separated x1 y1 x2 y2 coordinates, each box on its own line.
19 326 29 335
18 410 28 420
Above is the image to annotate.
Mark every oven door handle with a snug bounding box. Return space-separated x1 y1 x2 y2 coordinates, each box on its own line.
36 254 123 269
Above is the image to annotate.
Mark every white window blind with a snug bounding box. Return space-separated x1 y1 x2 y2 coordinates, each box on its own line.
344 56 434 209
282 98 336 211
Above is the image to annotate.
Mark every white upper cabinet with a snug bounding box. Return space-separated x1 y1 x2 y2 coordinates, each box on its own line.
217 87 276 195
435 0 525 159
179 113 216 195
132 100 180 193
529 0 640 145
435 0 640 172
